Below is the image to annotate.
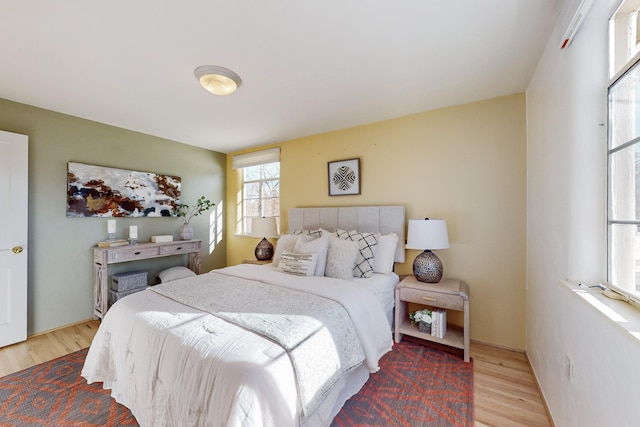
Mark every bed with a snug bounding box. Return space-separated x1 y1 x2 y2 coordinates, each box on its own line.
82 206 405 427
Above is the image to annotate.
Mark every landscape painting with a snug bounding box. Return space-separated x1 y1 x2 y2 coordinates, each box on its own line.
67 162 181 217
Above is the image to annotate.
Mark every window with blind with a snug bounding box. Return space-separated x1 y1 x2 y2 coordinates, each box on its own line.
232 148 280 235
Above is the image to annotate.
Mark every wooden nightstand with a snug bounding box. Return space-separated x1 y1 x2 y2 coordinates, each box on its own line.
241 259 272 265
395 275 470 362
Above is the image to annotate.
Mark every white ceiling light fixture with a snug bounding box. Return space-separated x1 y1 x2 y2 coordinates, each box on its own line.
194 65 242 96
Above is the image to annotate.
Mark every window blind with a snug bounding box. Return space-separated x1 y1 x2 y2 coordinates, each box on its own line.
232 147 280 170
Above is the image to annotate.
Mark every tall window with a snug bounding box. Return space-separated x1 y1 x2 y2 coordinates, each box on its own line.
232 148 280 235
608 1 640 299
242 162 280 234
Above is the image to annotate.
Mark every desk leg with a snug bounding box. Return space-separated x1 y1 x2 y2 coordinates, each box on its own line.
189 251 201 274
93 261 108 319
463 299 470 362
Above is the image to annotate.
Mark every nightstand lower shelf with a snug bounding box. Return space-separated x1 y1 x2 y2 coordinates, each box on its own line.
396 318 465 350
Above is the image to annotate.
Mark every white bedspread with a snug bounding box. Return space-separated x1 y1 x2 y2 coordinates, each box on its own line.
81 264 393 427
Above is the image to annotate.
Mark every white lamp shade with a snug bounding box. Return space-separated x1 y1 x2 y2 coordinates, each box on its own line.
251 217 278 238
406 219 449 250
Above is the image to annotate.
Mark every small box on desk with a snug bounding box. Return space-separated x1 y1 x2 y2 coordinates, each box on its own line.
111 271 148 292
151 235 173 243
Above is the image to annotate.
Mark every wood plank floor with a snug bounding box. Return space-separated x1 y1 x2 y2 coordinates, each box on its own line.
0 320 552 426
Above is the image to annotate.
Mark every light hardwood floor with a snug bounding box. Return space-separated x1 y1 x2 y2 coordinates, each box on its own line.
0 320 552 426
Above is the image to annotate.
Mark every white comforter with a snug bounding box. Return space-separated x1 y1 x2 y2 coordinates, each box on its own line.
82 264 393 427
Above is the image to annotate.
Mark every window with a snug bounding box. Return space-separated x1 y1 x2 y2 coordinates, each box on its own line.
232 148 280 235
241 162 280 234
608 1 640 300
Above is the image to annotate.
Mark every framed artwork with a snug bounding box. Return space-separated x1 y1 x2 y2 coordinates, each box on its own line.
328 158 360 196
67 162 181 217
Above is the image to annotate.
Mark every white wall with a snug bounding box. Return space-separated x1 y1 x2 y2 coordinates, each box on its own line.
527 0 640 425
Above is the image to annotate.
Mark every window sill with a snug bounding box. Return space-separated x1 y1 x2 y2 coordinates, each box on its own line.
561 280 640 344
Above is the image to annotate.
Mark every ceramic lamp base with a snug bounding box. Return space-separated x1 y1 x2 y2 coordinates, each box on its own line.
255 237 274 261
413 250 443 283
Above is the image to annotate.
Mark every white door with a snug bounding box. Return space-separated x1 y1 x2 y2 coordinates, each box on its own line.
0 131 28 347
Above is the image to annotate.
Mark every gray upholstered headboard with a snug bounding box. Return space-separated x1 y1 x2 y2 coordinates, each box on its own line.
289 206 405 263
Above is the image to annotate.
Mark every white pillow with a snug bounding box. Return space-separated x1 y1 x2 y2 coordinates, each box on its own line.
373 232 398 274
292 229 323 238
157 266 196 283
273 234 299 267
293 233 329 276
277 250 318 276
335 229 378 278
325 236 359 280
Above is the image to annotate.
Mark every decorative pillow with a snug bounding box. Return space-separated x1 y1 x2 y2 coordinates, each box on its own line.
292 229 323 238
157 266 197 283
325 236 359 280
272 234 299 267
373 232 399 274
277 250 318 276
293 233 330 276
335 229 378 278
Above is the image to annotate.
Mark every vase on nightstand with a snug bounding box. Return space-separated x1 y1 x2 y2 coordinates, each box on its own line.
180 223 193 240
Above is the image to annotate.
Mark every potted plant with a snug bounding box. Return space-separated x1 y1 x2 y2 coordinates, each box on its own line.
409 308 432 334
176 196 215 240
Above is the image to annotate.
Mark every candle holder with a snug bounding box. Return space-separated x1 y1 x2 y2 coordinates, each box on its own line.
128 238 138 245
107 232 116 241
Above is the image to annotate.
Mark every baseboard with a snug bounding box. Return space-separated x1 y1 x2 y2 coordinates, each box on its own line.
470 338 525 353
28 318 98 339
524 351 556 427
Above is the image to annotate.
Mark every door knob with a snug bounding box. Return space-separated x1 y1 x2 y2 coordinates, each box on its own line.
12 246 23 254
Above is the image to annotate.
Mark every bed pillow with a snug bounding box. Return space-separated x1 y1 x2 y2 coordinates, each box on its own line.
293 232 329 276
277 250 318 276
157 266 197 283
335 229 378 278
292 229 323 238
272 234 299 267
325 236 359 280
373 232 399 274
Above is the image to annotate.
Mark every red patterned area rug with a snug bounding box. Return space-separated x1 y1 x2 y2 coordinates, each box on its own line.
0 341 472 426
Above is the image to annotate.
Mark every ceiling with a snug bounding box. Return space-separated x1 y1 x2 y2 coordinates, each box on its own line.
0 1 561 153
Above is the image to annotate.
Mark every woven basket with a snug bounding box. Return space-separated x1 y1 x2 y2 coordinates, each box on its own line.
111 271 148 292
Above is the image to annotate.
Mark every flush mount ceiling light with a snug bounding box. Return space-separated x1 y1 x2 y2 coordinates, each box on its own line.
194 65 242 96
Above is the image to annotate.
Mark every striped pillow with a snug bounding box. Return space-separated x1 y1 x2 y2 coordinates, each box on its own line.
277 250 318 276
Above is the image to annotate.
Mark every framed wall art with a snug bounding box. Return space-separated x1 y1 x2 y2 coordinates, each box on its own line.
328 158 360 196
67 162 181 217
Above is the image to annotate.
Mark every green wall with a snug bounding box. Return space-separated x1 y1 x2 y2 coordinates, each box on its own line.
0 98 227 335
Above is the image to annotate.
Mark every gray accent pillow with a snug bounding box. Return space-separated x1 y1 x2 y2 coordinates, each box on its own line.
325 236 359 280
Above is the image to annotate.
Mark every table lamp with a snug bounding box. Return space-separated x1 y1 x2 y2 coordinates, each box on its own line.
406 218 449 283
251 217 278 260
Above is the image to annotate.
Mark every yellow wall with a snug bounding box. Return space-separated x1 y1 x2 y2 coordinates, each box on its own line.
226 93 526 349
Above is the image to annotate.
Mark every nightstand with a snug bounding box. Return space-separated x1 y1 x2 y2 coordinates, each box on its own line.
241 259 272 265
395 275 470 362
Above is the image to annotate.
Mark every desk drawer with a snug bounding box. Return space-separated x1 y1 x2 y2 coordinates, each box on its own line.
108 246 161 262
399 287 464 311
159 242 199 255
